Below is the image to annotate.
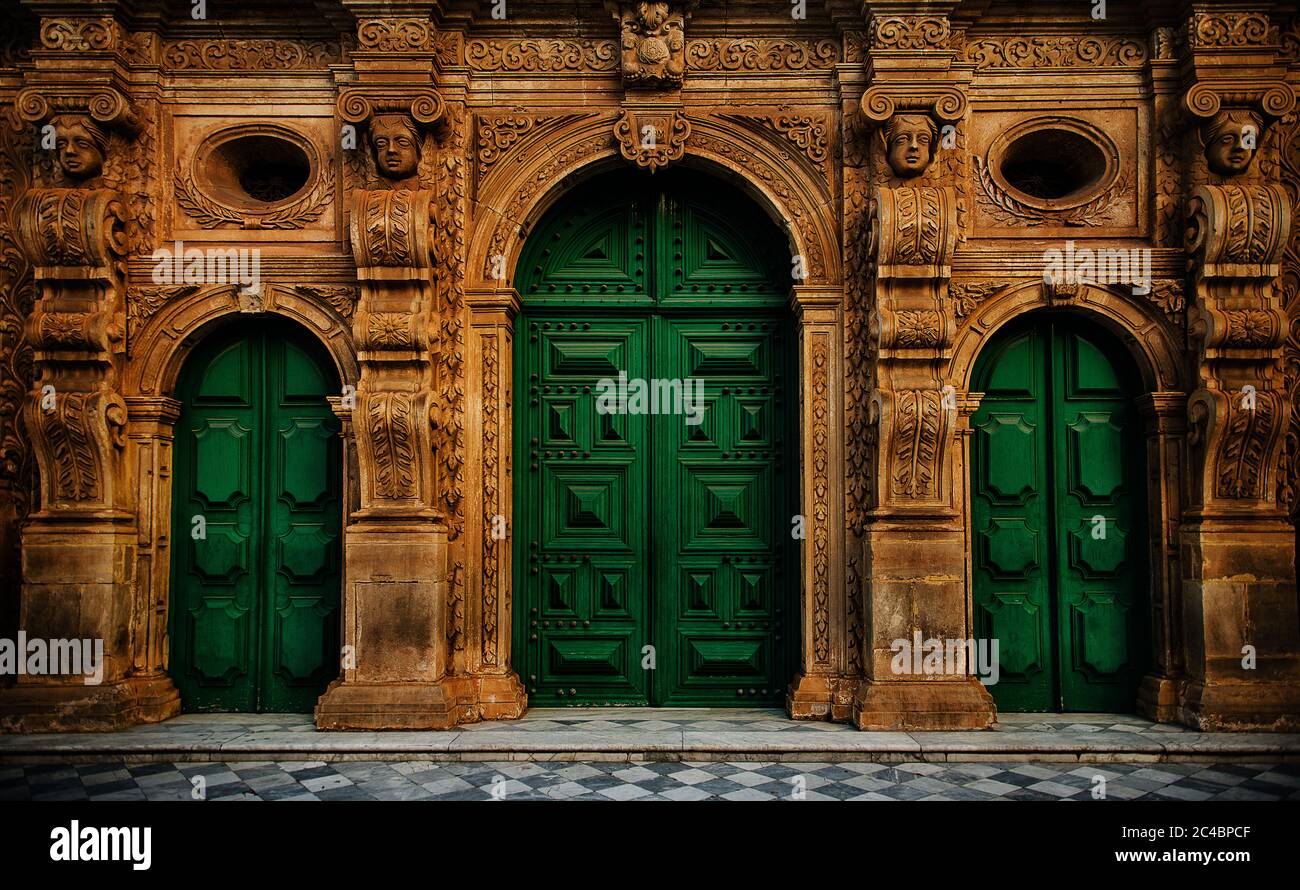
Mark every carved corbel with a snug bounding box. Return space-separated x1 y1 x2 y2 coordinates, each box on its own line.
348 188 441 517
868 185 959 508
605 1 694 88
11 188 130 513
614 105 690 172
1184 183 1292 511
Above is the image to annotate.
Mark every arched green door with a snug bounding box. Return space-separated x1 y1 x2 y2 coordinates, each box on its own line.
513 169 798 706
170 320 342 712
970 315 1148 712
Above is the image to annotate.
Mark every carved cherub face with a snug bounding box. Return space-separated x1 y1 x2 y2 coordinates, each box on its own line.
1202 110 1260 176
883 114 937 178
370 115 420 180
52 115 106 180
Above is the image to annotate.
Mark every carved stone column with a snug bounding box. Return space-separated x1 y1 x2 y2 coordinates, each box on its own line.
1181 183 1300 730
314 188 455 729
456 286 527 720
852 185 994 730
0 188 178 730
786 286 846 720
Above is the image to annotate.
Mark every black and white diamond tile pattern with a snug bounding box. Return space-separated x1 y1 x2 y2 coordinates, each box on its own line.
2 760 1297 802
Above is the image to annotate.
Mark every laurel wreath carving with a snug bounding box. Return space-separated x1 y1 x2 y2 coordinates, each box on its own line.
973 155 1127 227
174 166 334 229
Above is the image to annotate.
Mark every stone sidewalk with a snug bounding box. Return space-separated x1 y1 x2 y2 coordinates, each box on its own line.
3 709 1299 764
6 759 1300 801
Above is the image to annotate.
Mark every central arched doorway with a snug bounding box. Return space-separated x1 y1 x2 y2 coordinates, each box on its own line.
970 312 1149 713
169 317 343 713
512 167 799 706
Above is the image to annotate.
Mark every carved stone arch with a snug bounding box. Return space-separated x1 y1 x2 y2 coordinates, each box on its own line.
951 281 1184 394
468 112 841 289
128 288 358 397
953 279 1188 725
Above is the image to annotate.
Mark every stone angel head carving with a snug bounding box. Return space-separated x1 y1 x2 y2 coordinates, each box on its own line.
369 114 422 182
1201 109 1262 177
49 114 109 182
881 113 938 179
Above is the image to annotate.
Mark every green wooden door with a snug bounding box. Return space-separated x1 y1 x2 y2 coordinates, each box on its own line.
170 321 342 712
514 170 797 706
971 316 1148 712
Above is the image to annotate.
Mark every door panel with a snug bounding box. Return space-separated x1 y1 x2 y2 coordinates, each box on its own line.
654 316 787 705
972 327 1054 710
520 318 650 704
971 317 1146 712
514 170 795 706
171 324 341 713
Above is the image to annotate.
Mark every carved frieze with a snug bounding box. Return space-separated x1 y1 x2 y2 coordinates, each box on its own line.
465 39 618 72
685 38 838 70
162 39 349 70
356 19 437 52
1186 12 1278 48
959 35 1147 68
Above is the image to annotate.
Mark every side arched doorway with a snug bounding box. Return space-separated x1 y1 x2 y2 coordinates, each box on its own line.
512 167 799 706
970 313 1149 713
169 318 343 712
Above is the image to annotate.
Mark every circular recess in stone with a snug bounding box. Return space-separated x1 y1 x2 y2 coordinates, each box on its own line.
987 117 1119 211
195 124 318 210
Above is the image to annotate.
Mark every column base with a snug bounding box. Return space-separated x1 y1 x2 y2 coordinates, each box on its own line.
1178 680 1300 732
852 678 995 730
314 679 456 730
0 675 180 732
443 673 529 723
786 672 833 720
1136 673 1180 723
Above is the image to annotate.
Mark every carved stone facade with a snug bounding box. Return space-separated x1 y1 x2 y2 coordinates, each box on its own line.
0 0 1297 733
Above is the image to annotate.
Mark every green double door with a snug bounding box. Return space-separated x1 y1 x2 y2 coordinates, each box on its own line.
971 316 1148 712
170 321 342 712
514 170 797 706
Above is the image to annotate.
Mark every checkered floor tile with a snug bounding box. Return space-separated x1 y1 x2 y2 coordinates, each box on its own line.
2 760 1297 801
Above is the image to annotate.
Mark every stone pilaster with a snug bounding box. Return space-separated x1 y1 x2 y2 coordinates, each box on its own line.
0 185 178 730
852 184 994 730
1180 181 1300 730
314 187 454 729
1136 392 1188 724
786 285 845 720
457 286 527 721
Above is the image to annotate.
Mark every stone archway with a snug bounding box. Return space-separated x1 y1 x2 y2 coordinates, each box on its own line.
953 283 1188 723
464 110 847 721
125 289 359 720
